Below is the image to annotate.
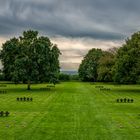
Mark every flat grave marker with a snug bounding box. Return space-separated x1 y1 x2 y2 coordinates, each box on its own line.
0 90 7 94
100 88 111 91
47 85 55 88
95 85 104 88
0 84 7 87
40 87 50 91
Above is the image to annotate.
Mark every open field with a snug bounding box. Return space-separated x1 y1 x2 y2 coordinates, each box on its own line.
0 82 140 140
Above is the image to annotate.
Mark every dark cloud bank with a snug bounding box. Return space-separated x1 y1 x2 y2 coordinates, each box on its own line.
0 0 140 39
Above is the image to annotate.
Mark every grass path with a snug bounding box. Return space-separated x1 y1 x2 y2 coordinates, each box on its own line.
0 82 140 140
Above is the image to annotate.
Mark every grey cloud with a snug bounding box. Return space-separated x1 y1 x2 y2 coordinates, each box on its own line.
0 0 140 39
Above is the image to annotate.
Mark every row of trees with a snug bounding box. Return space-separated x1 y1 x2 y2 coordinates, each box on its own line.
0 30 61 90
78 31 140 84
59 73 79 81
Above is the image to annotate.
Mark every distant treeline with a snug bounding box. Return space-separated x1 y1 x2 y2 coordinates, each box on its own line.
59 73 79 81
78 31 140 84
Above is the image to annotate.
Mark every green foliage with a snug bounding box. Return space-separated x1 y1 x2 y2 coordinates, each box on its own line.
0 30 61 89
78 48 103 81
0 38 19 80
59 73 79 81
59 73 71 81
70 74 79 81
78 31 140 84
97 51 115 82
113 31 140 83
0 74 4 81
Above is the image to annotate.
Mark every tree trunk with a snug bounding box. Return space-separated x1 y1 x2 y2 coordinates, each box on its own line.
27 80 31 90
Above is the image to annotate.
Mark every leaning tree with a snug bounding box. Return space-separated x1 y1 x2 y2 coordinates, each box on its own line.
0 30 61 90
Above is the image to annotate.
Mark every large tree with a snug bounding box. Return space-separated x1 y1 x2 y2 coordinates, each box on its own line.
0 38 19 80
78 48 103 81
97 48 117 82
0 30 61 90
113 31 140 83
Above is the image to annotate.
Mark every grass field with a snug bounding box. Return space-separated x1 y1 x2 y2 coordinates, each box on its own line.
0 82 140 140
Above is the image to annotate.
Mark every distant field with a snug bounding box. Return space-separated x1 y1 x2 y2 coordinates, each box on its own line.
0 82 140 140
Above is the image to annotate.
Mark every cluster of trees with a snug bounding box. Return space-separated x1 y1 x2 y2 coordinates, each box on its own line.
0 30 61 89
59 73 79 81
78 31 140 84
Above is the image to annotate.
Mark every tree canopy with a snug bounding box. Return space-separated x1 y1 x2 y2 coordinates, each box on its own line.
113 32 140 84
78 48 103 81
0 30 61 89
97 51 115 82
78 31 140 84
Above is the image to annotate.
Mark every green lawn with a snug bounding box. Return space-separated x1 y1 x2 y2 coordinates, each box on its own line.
0 82 140 140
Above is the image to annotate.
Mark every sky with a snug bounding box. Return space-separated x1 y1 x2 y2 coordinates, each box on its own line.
0 0 140 70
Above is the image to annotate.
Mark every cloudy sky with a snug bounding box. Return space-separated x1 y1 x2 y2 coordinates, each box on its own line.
0 0 140 70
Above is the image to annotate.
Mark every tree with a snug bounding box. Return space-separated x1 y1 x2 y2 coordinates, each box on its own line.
78 48 103 81
0 30 61 90
49 45 61 84
97 51 115 82
113 31 140 83
0 38 19 80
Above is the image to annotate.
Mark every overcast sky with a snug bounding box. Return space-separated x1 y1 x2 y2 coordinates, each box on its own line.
0 0 140 70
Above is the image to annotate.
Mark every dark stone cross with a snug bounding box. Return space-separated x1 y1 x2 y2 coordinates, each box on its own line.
5 111 10 117
0 111 4 117
131 99 134 103
127 99 130 103
124 98 127 103
116 99 119 103
120 99 123 103
23 97 26 101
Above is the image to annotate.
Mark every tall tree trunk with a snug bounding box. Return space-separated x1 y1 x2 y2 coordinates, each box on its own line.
27 80 31 90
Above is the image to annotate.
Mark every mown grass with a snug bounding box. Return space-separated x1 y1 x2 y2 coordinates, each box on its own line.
0 82 140 140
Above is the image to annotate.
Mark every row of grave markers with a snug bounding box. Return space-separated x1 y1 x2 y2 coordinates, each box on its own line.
17 97 33 101
40 84 55 90
0 84 55 118
95 86 111 91
0 90 7 94
0 111 10 117
116 98 134 103
0 84 7 87
0 85 9 117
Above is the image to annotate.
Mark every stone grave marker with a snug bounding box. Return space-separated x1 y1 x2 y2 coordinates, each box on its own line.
5 111 10 117
23 97 26 101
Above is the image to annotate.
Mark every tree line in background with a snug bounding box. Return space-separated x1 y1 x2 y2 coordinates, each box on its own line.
78 31 140 84
59 73 79 81
0 30 140 88
0 30 61 90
